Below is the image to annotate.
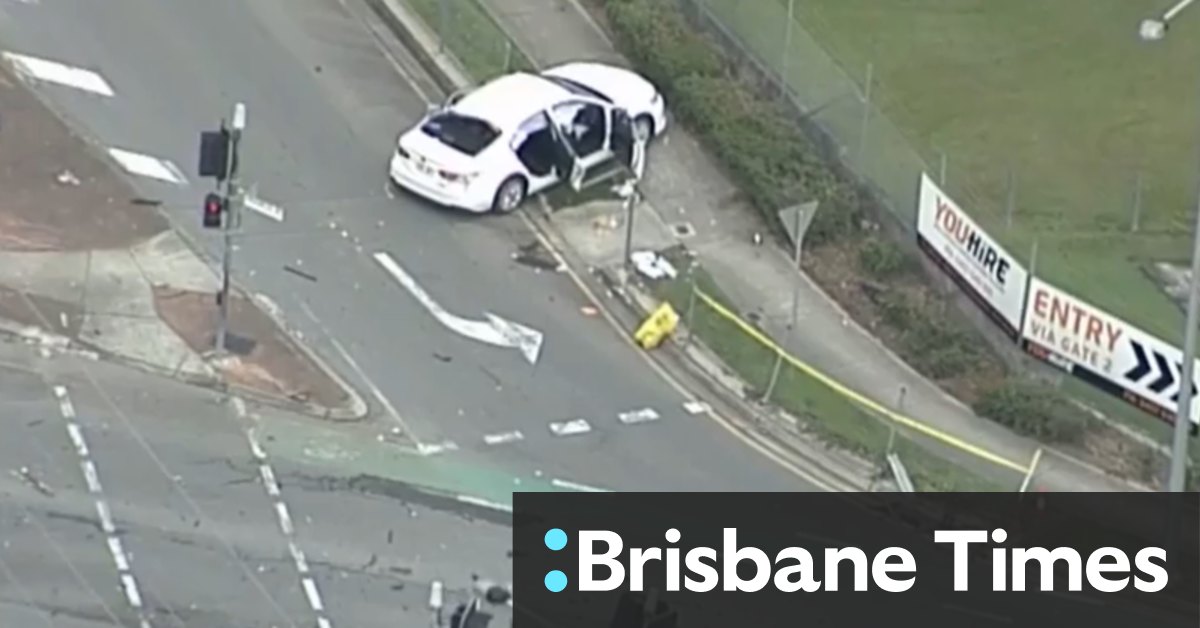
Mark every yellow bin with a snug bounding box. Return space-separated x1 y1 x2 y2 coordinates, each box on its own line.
634 302 680 350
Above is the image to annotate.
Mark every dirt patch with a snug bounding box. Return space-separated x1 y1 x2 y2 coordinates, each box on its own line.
0 66 166 252
152 287 350 410
0 285 84 338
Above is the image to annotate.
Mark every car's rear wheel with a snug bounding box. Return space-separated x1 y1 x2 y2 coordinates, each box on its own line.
492 176 527 213
633 114 655 143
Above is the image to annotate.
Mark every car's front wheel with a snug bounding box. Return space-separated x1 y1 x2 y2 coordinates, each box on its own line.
492 175 528 213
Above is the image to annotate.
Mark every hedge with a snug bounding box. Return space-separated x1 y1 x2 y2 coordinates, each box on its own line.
605 0 863 245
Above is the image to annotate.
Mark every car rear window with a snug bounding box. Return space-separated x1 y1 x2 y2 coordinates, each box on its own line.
420 112 500 156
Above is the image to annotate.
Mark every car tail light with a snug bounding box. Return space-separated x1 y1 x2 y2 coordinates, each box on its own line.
439 170 478 185
396 146 410 159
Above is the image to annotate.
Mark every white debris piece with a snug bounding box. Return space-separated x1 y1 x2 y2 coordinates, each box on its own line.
630 250 677 281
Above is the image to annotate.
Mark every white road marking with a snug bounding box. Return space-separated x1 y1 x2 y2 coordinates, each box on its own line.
416 441 459 456
66 423 88 457
429 581 444 610
2 51 114 96
95 500 115 534
289 541 310 574
247 429 267 460
302 577 325 612
373 251 545 364
106 536 130 572
53 385 75 418
483 430 524 445
80 460 102 494
456 495 513 513
259 465 281 497
617 407 660 425
551 478 610 493
106 148 187 185
231 397 247 419
274 502 294 536
548 419 592 437
318 617 333 628
682 400 710 415
120 574 142 608
244 194 286 222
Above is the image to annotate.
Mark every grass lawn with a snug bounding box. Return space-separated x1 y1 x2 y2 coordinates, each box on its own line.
651 247 1011 491
698 0 1199 344
404 0 533 82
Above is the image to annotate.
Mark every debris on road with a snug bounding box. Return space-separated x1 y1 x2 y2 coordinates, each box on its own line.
580 305 598 317
56 169 80 186
11 466 53 497
630 250 677 281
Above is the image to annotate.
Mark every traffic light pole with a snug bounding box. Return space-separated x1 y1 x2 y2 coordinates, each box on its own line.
215 105 245 355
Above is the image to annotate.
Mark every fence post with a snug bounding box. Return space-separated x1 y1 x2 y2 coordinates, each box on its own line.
504 40 513 73
1131 171 1143 233
684 275 698 349
857 62 873 168
1005 167 1017 230
779 0 796 102
762 352 785 403
438 0 449 52
938 151 947 186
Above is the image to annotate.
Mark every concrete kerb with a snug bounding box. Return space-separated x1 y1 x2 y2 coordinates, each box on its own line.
4 68 368 422
371 0 873 491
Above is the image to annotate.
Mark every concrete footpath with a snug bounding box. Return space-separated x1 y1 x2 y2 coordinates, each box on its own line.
375 0 1138 490
0 63 365 420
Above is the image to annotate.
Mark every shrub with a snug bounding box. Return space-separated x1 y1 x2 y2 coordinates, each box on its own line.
973 380 1089 444
858 238 910 279
605 0 723 97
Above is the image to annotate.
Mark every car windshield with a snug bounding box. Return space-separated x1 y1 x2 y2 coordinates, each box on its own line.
420 111 500 156
541 74 612 102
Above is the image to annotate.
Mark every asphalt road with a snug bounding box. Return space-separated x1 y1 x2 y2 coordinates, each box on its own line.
0 339 514 628
0 0 816 492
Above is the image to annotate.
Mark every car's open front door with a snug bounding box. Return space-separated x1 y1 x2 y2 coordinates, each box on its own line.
548 122 585 191
610 108 644 181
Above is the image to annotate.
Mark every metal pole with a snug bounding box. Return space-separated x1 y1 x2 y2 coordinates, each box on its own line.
1005 168 1017 230
857 62 873 166
1168 181 1200 491
1019 448 1043 493
215 104 244 355
684 274 698 349
438 0 449 52
938 151 947 185
622 188 636 280
1131 171 1143 233
764 208 806 403
779 0 795 101
504 40 512 73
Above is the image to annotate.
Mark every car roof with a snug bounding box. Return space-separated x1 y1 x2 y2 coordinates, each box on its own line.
451 72 575 134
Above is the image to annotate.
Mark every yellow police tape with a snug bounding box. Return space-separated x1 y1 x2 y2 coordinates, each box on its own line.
692 289 1032 474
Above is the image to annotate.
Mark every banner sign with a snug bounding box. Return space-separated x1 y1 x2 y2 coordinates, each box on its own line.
1021 277 1200 428
916 173 1028 339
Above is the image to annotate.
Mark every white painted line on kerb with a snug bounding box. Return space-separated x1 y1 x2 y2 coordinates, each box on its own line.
259 465 280 497
274 502 294 536
120 574 143 609
551 478 610 493
66 422 88 457
302 577 325 612
456 495 513 513
548 419 592 437
80 460 103 494
107 148 187 185
483 430 524 445
289 541 310 574
2 51 115 96
95 500 115 534
617 407 661 425
53 385 75 418
106 536 130 572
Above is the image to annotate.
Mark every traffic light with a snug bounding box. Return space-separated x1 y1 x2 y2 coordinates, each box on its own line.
202 193 224 229
198 129 231 181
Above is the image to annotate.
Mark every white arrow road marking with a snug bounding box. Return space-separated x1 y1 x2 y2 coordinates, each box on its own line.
107 148 187 184
373 251 544 364
548 419 592 437
2 51 114 96
244 193 285 222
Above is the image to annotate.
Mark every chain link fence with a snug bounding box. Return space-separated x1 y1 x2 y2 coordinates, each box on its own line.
406 0 534 81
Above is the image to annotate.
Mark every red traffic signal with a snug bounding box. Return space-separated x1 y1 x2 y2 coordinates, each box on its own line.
202 193 224 229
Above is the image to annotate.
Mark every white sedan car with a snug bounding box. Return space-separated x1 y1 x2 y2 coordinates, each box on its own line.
389 61 668 213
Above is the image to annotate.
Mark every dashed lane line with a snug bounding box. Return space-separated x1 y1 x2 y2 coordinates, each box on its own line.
237 399 333 627
482 430 524 446
548 419 592 437
617 407 661 425
2 51 115 96
54 385 153 625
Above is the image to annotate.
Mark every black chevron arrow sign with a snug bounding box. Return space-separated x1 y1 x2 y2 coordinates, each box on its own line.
1125 340 1198 403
